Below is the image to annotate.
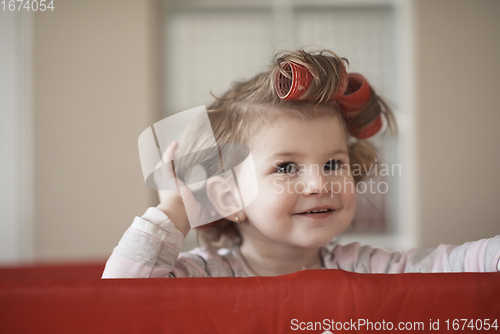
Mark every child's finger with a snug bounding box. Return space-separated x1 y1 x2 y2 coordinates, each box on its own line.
152 141 178 173
156 141 181 198
176 178 195 202
162 141 178 164
176 178 202 223
164 141 179 181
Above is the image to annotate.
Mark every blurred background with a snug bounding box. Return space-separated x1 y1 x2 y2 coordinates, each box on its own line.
1 0 499 265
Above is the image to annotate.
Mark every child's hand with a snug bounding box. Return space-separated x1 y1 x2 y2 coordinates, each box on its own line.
155 141 201 238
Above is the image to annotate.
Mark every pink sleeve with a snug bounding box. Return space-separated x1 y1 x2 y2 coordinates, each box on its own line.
328 235 500 273
101 207 237 278
101 207 189 278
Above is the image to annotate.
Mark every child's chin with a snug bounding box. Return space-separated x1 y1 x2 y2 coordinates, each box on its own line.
300 235 335 248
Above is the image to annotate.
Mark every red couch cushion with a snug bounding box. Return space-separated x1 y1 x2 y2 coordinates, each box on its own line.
0 263 499 333
0 260 106 281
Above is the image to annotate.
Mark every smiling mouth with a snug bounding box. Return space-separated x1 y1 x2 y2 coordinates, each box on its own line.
296 208 335 215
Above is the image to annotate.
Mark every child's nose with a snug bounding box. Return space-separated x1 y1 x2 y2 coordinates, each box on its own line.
304 181 319 195
300 172 329 195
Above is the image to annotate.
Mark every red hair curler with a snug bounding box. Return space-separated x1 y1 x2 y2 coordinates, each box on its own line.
274 61 383 139
348 114 384 140
275 62 313 100
336 73 371 115
275 61 348 101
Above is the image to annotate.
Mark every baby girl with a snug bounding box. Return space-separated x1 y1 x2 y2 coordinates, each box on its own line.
102 48 500 278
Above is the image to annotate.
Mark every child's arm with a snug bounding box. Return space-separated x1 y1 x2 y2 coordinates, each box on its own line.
101 140 233 278
328 236 500 273
101 207 236 278
102 207 184 278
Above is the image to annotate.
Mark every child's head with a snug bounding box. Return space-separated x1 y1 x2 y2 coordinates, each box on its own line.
174 48 397 249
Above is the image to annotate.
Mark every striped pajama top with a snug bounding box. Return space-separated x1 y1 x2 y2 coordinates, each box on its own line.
102 207 500 278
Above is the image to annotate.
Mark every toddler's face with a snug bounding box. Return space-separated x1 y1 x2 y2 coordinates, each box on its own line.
238 114 357 248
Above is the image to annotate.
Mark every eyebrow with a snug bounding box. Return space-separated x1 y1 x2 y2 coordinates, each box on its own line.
267 149 349 161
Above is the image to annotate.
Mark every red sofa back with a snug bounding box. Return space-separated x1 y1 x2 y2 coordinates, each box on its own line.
1 262 499 333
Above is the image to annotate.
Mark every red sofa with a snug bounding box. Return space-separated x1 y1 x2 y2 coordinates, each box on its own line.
0 261 499 333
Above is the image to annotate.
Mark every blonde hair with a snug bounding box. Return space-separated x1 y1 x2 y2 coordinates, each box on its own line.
174 48 398 249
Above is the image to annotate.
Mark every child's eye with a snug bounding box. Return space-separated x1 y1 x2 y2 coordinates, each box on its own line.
275 161 299 174
324 159 344 171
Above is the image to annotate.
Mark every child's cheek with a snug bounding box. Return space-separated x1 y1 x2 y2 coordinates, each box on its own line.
339 175 357 218
269 175 288 194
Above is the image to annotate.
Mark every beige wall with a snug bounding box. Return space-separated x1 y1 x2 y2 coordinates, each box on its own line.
416 0 500 247
32 0 500 261
34 0 163 261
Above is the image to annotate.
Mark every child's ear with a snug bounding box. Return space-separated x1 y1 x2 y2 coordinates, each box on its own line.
206 175 245 220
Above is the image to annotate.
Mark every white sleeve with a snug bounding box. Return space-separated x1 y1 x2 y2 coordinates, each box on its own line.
101 207 185 278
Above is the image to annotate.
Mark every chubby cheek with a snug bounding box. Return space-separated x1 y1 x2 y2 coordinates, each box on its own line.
338 176 357 228
254 180 294 217
244 180 296 232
